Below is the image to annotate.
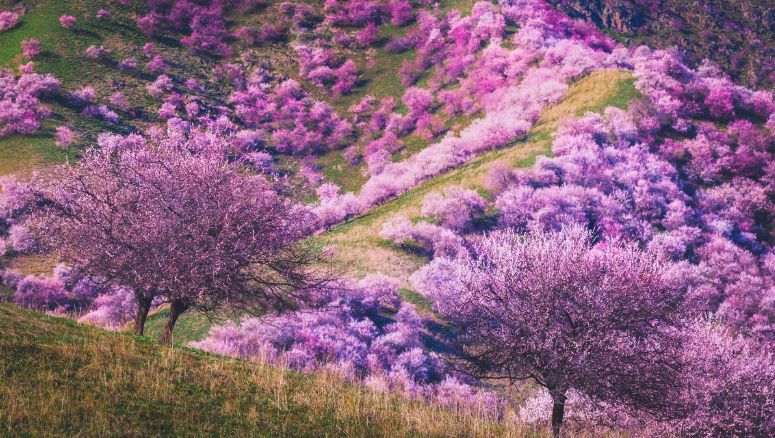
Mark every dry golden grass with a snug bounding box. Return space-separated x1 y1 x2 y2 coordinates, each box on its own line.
319 69 638 284
0 140 44 177
6 254 59 276
0 303 548 437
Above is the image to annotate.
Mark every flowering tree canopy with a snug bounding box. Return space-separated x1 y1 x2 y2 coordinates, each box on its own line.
418 227 690 436
28 124 324 343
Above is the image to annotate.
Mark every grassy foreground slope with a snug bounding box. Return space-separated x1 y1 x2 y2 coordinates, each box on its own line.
0 303 536 437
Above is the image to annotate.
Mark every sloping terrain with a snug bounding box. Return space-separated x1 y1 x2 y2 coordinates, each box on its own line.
0 0 773 436
0 303 529 437
320 69 639 283
0 0 639 343
122 68 640 346
0 0 218 175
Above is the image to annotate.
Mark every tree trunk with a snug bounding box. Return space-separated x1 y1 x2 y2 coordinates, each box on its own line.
550 390 567 438
133 297 152 336
159 299 187 345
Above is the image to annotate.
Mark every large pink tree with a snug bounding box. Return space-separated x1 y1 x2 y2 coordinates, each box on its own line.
418 227 689 437
29 126 324 343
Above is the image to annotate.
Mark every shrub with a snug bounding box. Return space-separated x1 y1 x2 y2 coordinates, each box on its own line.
54 126 75 148
0 11 19 32
21 39 40 59
59 15 76 29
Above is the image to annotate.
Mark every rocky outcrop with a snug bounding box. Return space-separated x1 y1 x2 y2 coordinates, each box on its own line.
549 0 648 33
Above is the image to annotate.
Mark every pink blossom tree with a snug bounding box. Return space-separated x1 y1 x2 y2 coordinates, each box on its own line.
419 227 689 437
18 62 34 75
108 92 129 110
146 55 166 73
635 322 775 436
0 11 20 32
54 125 75 148
356 22 379 47
59 15 76 29
118 57 138 71
20 39 41 59
0 69 60 137
390 0 414 26
421 186 488 231
28 126 325 343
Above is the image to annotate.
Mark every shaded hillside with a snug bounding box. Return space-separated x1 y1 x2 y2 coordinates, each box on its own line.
548 0 775 88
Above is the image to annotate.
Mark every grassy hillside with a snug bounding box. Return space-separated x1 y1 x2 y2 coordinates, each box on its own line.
65 68 639 347
0 0 641 340
106 69 640 346
0 65 640 348
319 69 640 283
0 303 540 437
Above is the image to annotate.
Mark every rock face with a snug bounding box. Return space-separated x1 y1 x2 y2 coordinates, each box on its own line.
547 0 775 88
549 0 648 33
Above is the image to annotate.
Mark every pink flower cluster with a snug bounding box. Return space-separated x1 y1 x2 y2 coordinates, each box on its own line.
21 39 40 59
380 216 467 259
193 274 502 417
118 57 138 71
323 0 388 27
1 178 109 314
420 186 488 231
0 68 60 137
657 323 775 436
627 47 775 132
5 262 142 331
10 265 99 313
54 126 75 148
83 104 119 124
0 10 20 32
312 183 363 229
230 76 352 154
146 74 174 99
0 176 37 256
78 288 138 331
517 322 775 437
136 1 261 57
301 1 614 224
59 15 76 29
69 86 96 104
488 105 775 339
296 45 359 96
345 1 615 209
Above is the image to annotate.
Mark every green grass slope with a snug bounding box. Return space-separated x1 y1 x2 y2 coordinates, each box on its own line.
0 303 537 437
0 0 232 178
0 0 640 379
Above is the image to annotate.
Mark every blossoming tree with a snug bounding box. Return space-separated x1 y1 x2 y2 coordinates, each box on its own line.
420 227 690 436
28 125 325 343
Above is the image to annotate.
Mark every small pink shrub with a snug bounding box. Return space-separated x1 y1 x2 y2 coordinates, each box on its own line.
54 125 75 148
59 15 76 29
0 11 19 32
21 38 40 59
